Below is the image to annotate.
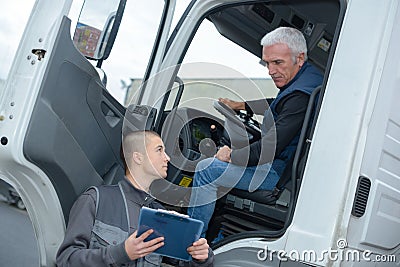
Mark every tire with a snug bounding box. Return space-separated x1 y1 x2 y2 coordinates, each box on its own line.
17 199 25 210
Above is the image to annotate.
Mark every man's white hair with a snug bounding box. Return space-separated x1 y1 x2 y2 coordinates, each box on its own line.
260 27 308 62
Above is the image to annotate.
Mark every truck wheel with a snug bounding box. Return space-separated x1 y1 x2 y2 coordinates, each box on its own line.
17 199 25 210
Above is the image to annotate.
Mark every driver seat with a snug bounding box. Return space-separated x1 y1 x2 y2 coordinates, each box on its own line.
211 86 322 236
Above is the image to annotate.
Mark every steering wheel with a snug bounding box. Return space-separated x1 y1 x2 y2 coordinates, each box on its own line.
213 100 261 147
213 100 244 127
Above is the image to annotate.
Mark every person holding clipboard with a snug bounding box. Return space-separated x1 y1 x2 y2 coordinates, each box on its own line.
56 130 214 267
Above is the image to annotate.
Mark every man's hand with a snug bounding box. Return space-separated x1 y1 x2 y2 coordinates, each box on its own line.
215 145 231 162
124 230 164 260
187 238 210 261
218 98 245 110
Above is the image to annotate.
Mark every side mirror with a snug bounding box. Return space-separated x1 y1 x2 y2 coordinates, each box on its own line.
72 0 126 61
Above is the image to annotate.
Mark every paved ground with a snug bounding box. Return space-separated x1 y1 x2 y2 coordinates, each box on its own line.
0 194 39 266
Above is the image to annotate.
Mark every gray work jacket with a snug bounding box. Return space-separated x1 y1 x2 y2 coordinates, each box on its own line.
56 178 214 267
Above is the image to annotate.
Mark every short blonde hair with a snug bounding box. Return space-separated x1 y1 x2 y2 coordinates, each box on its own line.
121 130 160 170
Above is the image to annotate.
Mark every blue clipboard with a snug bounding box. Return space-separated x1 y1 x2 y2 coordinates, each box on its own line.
137 207 204 261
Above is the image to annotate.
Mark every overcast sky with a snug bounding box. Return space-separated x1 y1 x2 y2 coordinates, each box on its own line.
0 1 35 80
0 0 268 103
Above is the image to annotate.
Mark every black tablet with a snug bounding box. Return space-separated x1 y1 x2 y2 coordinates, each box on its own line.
137 207 204 261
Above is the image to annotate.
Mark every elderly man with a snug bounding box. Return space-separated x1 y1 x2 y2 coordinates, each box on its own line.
188 27 323 237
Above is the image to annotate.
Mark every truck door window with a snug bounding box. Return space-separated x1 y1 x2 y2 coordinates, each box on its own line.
166 18 278 121
72 0 121 60
72 0 165 105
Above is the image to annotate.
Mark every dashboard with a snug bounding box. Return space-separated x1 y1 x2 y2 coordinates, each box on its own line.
161 107 260 186
190 118 224 154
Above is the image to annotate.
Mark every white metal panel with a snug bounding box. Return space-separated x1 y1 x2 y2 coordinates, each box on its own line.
357 44 400 249
0 1 74 266
346 0 400 257
285 0 400 265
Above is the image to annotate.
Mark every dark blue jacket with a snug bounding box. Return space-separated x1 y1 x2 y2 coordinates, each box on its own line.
266 62 323 176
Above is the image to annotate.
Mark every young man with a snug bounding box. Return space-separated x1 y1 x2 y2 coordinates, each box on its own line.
56 130 213 266
188 27 324 237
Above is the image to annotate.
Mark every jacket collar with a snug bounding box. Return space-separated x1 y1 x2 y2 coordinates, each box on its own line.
119 177 154 206
278 61 310 91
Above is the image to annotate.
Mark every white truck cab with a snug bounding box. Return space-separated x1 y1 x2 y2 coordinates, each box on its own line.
0 0 399 266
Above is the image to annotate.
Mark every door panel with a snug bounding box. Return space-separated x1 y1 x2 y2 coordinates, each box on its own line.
23 17 125 221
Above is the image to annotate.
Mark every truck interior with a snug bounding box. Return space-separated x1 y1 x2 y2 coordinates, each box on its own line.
21 0 346 248
153 0 346 244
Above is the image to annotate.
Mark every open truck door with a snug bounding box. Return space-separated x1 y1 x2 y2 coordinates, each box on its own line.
0 0 176 265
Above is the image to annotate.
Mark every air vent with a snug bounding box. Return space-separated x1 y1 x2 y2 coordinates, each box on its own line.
252 3 275 24
351 176 371 217
291 14 305 29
